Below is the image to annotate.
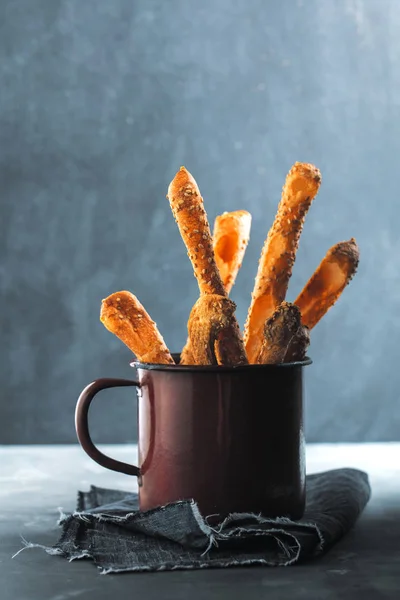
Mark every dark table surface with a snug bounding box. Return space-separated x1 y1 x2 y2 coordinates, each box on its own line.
1 443 400 600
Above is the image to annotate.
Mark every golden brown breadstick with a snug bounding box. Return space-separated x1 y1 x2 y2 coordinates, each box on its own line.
187 295 248 366
284 325 310 363
256 302 302 365
244 162 321 363
294 238 359 329
168 167 248 365
213 210 252 294
100 291 174 365
180 209 252 364
180 343 195 365
167 167 226 297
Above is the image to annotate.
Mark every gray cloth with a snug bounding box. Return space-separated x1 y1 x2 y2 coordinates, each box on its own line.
47 468 371 574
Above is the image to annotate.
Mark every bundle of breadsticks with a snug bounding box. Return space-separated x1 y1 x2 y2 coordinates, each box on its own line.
100 162 359 366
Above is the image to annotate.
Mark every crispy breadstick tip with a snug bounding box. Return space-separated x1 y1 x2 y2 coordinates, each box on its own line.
213 210 252 294
244 162 321 363
100 291 174 364
256 302 302 365
295 238 359 329
167 166 225 296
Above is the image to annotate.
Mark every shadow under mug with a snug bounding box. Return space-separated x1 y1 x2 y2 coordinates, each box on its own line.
75 354 311 520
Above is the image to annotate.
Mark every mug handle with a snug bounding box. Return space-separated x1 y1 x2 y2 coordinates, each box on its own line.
75 378 140 476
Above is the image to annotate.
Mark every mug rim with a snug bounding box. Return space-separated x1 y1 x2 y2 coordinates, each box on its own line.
131 353 312 372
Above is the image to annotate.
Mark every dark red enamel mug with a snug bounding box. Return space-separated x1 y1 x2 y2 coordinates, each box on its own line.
75 354 311 520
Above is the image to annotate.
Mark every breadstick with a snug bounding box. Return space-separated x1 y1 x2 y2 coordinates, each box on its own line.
244 162 321 363
180 343 195 365
284 325 310 363
168 167 248 365
294 238 359 329
187 295 248 366
100 291 174 365
167 166 226 296
256 302 302 365
180 209 252 364
213 210 252 294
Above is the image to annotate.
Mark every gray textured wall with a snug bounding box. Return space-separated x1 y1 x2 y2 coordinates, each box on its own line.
1 0 399 444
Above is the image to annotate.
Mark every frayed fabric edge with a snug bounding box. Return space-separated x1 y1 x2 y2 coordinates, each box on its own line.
97 555 294 575
11 536 64 560
12 535 92 564
189 500 218 555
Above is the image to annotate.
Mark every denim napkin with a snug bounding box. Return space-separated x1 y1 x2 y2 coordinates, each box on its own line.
45 468 371 574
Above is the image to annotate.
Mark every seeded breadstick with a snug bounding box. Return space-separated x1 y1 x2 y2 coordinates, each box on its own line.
213 210 252 294
100 291 174 364
256 302 302 365
167 166 226 296
180 209 252 364
180 342 195 365
188 295 248 366
284 324 310 362
244 162 321 363
294 238 359 330
168 167 248 365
